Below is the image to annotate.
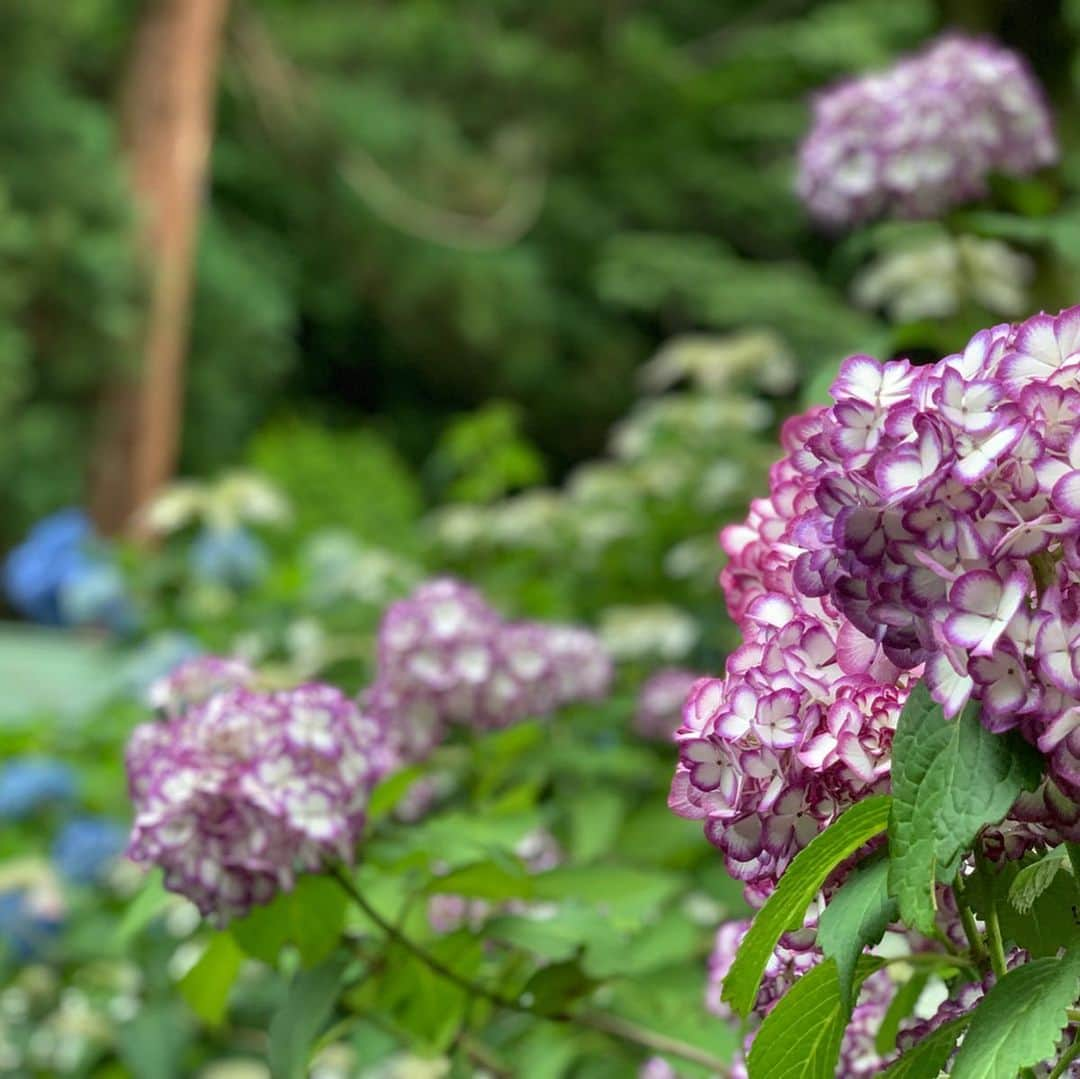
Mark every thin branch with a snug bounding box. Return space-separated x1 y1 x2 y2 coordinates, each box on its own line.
331 867 729 1073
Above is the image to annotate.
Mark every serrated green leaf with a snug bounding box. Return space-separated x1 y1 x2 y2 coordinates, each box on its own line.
178 933 243 1027
1009 845 1071 914
747 956 883 1079
880 1015 968 1078
874 971 929 1057
818 852 898 1007
888 681 1041 934
966 856 1080 958
268 956 349 1079
951 951 1080 1078
723 795 891 1018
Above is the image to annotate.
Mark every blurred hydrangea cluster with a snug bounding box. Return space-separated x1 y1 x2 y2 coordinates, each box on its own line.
852 229 1035 324
430 332 795 619
126 682 388 922
634 668 701 742
366 578 611 762
798 35 1056 227
126 580 610 920
143 470 290 592
2 510 133 633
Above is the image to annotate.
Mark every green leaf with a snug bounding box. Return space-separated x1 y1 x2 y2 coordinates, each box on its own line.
231 875 346 968
425 859 535 901
115 870 171 945
888 681 1041 933
268 956 349 1079
569 789 625 863
880 1016 968 1078
950 950 1080 1078
999 869 1080 958
523 956 597 1016
723 795 891 1018
178 933 244 1027
874 972 929 1057
747 957 884 1079
817 852 898 1006
366 764 425 823
117 1004 190 1079
1009 845 1071 913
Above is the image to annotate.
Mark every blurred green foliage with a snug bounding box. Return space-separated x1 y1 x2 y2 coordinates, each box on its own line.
0 0 957 549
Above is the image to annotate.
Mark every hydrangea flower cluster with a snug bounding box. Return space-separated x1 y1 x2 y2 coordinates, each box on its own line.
634 669 702 742
797 35 1057 227
788 305 1080 814
366 578 612 763
670 413 915 899
126 683 387 922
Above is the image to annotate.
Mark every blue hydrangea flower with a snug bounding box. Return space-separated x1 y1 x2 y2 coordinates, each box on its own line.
0 889 62 962
189 526 268 590
0 759 76 820
3 509 93 624
3 509 135 631
51 816 126 884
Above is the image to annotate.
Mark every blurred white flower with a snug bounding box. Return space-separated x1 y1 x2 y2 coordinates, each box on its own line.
853 232 1033 323
142 471 290 536
199 1061 271 1079
599 604 699 661
638 330 797 396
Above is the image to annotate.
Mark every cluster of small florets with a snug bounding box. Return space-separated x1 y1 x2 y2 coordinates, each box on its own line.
670 415 914 900
797 35 1057 228
788 305 1080 818
126 683 387 922
634 669 702 742
366 578 612 762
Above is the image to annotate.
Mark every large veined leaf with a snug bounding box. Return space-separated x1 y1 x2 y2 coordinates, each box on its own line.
747 957 884 1079
888 681 1041 933
817 851 897 1006
723 795 891 1017
950 950 1080 1078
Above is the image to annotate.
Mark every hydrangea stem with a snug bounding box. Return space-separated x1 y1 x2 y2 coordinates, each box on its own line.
1048 1037 1080 1079
331 867 729 1072
974 853 1008 979
953 877 988 970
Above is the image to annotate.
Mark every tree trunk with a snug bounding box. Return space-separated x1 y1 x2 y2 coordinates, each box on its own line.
89 0 230 537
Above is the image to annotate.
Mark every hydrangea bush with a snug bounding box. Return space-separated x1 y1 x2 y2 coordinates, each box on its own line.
679 305 1080 1078
797 35 1057 228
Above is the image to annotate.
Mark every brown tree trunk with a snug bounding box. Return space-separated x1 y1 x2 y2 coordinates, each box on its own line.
89 0 230 537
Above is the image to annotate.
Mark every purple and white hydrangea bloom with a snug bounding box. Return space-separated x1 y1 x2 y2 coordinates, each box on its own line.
797 35 1057 228
368 578 612 760
670 410 914 901
790 304 1080 813
126 683 388 922
147 655 256 718
675 305 1080 905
